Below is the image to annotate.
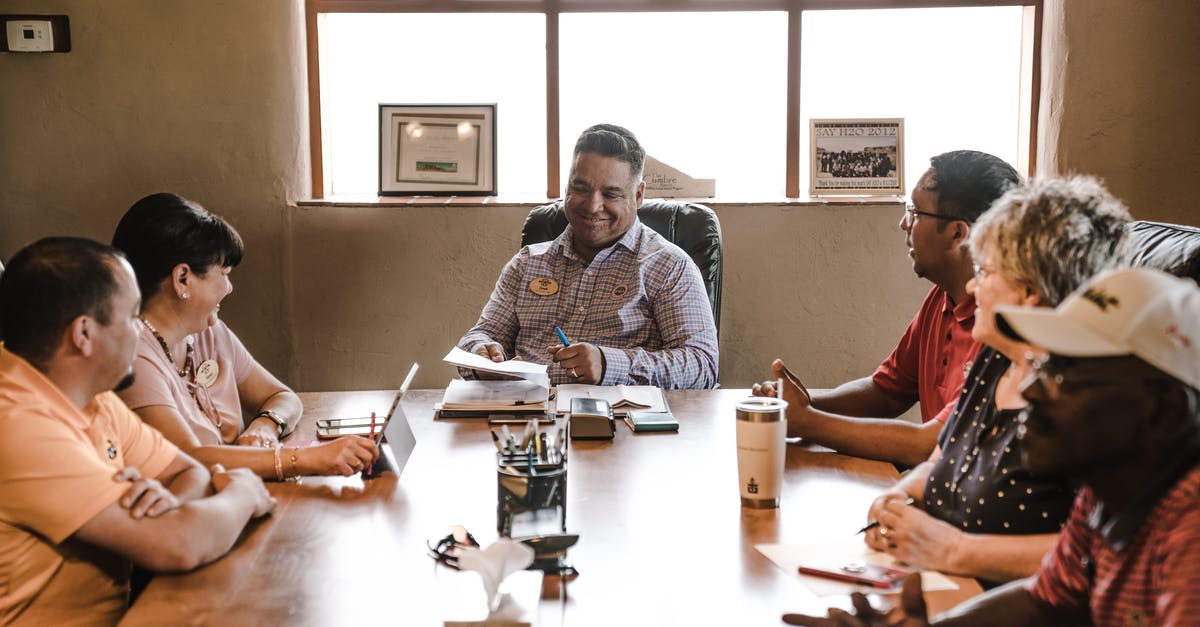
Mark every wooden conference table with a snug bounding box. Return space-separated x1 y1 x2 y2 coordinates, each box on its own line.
121 389 982 626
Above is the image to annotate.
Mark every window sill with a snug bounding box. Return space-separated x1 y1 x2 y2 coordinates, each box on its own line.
296 195 905 208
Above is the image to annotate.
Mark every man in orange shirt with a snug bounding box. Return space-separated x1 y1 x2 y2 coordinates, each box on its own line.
0 237 275 625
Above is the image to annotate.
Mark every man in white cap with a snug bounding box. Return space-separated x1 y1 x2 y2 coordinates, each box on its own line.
783 266 1200 626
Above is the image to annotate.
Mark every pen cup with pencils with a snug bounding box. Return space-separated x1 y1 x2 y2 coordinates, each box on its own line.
495 420 568 538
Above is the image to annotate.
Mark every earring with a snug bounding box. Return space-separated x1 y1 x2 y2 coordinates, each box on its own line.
182 292 190 300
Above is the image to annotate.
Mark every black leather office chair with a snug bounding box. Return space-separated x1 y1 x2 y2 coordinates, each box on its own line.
520 199 723 332
1127 220 1200 283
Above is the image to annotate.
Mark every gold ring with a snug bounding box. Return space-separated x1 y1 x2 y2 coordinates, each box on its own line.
878 526 889 538
351 461 362 469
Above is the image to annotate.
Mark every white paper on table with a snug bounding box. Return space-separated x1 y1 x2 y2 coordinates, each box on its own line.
444 347 550 388
756 540 959 597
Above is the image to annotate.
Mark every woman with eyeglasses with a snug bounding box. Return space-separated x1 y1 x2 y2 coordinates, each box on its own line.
112 193 377 480
862 176 1132 586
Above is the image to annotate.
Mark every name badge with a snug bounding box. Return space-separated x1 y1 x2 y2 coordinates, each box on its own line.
529 278 559 296
196 359 219 387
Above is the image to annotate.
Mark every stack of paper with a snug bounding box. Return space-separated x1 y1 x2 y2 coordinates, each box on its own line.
439 379 549 413
555 384 668 415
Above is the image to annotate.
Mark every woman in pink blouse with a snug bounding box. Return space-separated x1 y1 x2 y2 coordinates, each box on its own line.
113 193 376 479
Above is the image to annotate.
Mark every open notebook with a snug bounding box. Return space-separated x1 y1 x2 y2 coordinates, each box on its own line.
555 384 668 415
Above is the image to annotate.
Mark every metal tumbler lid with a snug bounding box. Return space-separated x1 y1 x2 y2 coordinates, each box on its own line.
735 397 788 422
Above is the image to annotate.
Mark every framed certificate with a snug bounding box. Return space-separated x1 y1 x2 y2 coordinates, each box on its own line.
809 118 904 197
379 104 496 196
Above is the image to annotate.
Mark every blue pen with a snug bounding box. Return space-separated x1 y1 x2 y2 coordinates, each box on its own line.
554 326 570 347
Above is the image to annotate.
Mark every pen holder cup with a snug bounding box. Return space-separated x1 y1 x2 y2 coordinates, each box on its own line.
496 455 567 538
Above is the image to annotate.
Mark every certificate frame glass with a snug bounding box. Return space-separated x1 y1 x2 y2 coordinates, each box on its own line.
378 104 497 196
809 118 904 197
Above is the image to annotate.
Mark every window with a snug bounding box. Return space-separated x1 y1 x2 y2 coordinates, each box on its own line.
308 1 1039 200
800 7 1025 193
318 13 545 196
560 12 787 198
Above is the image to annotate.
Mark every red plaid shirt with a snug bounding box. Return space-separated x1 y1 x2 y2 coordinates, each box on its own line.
1027 463 1200 626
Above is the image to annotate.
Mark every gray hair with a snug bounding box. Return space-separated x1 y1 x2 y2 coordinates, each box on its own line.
970 175 1132 305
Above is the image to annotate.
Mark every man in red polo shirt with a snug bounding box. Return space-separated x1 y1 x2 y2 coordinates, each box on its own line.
755 150 1020 466
785 267 1200 627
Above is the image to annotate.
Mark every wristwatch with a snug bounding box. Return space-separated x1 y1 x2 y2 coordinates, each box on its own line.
256 409 287 436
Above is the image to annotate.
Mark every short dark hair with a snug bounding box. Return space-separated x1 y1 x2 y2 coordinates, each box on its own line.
111 193 244 299
0 237 126 366
573 123 646 181
928 150 1022 224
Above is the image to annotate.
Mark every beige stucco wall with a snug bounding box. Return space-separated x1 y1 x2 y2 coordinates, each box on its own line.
288 201 926 391
0 0 307 374
1038 0 1200 225
1 0 1197 395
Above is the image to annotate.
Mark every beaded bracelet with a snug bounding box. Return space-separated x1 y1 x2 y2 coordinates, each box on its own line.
289 450 300 479
273 444 284 482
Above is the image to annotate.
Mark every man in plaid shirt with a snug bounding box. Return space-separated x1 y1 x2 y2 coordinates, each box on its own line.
457 124 718 389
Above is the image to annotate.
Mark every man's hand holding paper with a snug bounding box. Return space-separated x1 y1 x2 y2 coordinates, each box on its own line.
444 347 550 388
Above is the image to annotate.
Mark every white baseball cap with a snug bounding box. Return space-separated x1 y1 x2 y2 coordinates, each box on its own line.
995 267 1200 390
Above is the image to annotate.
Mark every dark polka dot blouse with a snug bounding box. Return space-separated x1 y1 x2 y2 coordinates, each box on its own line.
924 347 1075 537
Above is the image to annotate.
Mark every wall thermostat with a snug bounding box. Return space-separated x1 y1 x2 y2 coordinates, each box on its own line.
2 15 70 53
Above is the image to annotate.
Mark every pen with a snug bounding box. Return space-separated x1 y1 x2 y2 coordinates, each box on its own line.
369 411 376 441
501 424 513 454
554 326 570 347
856 497 916 535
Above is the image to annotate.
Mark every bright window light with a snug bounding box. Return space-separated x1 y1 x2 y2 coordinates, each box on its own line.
317 8 1024 200
801 7 1024 195
560 12 787 198
319 13 546 196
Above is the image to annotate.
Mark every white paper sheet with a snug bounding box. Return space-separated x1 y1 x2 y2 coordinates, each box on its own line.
444 347 550 388
756 540 959 597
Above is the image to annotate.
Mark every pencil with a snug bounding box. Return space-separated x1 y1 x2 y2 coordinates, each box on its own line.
855 497 917 534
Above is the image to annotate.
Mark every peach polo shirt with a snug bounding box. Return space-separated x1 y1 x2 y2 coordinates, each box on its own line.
118 320 255 446
0 346 178 626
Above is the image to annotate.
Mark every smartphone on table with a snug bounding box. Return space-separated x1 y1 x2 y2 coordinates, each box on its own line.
315 417 382 440
796 559 912 589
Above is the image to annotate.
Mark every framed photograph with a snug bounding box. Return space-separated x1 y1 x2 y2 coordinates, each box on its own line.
809 118 904 197
379 104 496 196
